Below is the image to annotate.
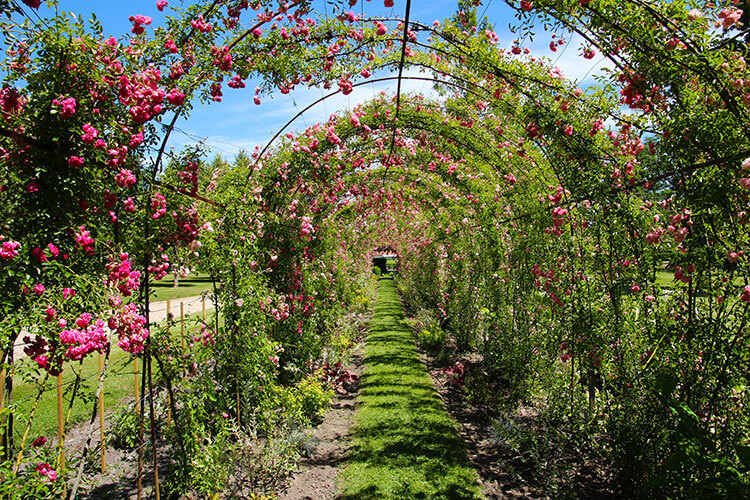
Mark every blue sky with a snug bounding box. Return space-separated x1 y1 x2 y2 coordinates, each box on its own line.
31 0 606 159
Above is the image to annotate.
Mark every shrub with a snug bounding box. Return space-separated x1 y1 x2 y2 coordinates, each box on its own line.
107 403 141 450
296 374 333 425
268 374 333 429
352 293 371 314
418 326 446 355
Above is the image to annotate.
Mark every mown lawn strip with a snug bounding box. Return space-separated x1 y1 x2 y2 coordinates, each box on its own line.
338 277 482 499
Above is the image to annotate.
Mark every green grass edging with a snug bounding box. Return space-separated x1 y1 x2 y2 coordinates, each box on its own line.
338 277 482 499
12 308 217 441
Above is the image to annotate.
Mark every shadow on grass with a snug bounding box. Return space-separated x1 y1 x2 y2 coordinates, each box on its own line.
338 278 481 500
148 275 215 289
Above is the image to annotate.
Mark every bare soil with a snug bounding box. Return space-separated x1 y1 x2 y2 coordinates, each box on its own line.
421 353 550 499
423 352 618 500
278 346 364 500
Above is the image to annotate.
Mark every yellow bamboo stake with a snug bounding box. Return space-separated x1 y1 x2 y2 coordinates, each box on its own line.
180 302 185 376
13 373 50 472
202 297 206 321
180 302 185 351
135 356 142 500
134 357 140 414
166 299 171 320
98 353 106 473
56 373 65 499
0 367 4 451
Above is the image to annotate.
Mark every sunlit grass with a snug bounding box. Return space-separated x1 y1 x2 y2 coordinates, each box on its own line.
10 308 217 443
338 277 482 499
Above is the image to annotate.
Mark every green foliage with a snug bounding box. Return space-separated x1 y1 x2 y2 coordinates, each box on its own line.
351 293 371 315
3 0 750 496
266 374 333 429
107 403 140 450
417 327 447 356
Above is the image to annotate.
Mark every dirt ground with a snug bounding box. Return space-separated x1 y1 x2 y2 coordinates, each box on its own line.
421 353 550 500
278 347 364 500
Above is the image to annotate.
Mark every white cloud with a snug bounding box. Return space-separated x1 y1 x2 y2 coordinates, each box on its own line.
171 67 441 158
499 31 611 87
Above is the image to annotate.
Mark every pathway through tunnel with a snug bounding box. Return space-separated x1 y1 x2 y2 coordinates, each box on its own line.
338 277 482 499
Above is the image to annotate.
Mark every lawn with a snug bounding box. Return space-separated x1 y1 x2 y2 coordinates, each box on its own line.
9 307 217 447
338 277 482 499
143 273 217 303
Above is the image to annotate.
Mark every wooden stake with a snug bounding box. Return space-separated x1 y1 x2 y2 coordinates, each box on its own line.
98 353 106 473
202 297 206 321
180 302 185 375
147 355 161 500
166 299 171 320
0 366 5 459
134 357 140 414
0 367 5 430
56 372 65 498
180 302 185 352
0 368 5 412
135 356 142 500
2 351 14 463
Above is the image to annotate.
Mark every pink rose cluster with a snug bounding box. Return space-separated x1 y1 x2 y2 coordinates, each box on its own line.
151 192 167 219
35 463 57 483
108 303 149 354
129 14 153 35
31 243 61 263
81 123 99 144
107 253 141 296
173 207 201 243
119 67 165 123
23 335 60 375
76 226 95 255
52 96 76 118
0 239 21 260
193 322 215 346
300 216 314 239
718 8 742 30
667 210 691 243
0 87 25 118
115 168 137 188
148 253 170 280
211 45 232 71
176 161 200 195
59 314 109 360
190 15 212 33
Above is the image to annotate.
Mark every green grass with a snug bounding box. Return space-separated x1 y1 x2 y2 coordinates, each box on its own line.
12 347 136 446
338 277 482 499
145 273 217 303
11 308 217 444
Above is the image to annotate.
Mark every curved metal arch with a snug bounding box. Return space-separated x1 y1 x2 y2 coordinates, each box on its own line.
241 74 484 188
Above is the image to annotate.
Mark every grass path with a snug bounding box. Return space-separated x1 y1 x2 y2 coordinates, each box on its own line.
338 278 482 499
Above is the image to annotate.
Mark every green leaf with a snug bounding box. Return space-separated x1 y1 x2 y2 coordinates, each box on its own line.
735 445 750 469
654 372 677 396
